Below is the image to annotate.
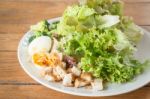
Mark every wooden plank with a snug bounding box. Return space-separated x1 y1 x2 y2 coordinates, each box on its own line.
124 3 150 25
0 2 150 25
123 0 150 2
0 85 150 99
0 51 37 83
0 0 150 3
0 33 24 51
0 24 30 34
0 1 71 24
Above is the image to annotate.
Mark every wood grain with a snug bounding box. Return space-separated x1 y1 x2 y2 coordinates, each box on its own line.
0 51 37 83
0 1 150 25
0 0 150 99
0 85 150 99
0 0 150 3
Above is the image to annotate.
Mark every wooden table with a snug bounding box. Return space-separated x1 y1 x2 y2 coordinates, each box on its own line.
0 0 150 99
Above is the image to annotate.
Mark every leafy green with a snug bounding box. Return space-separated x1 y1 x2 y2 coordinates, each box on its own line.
28 35 36 43
78 6 96 20
79 0 123 15
30 20 50 37
28 20 59 43
57 0 148 83
81 55 147 83
57 0 121 35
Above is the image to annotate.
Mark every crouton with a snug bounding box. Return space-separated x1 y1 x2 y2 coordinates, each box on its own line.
62 73 75 87
52 68 62 81
80 72 93 82
55 65 67 79
71 66 81 76
74 78 90 88
40 67 53 77
44 73 58 82
91 79 103 91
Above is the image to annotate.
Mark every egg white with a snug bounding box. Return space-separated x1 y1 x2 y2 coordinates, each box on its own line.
28 36 51 56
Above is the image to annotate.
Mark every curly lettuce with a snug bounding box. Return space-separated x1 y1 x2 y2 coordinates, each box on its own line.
29 20 59 43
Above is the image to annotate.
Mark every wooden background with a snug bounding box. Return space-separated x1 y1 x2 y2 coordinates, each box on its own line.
0 0 150 99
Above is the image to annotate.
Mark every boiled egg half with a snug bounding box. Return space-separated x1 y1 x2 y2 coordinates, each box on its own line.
28 36 51 56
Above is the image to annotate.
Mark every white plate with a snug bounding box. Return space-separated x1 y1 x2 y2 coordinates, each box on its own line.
18 17 150 96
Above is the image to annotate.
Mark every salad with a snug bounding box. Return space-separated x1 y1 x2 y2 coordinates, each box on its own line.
28 0 149 91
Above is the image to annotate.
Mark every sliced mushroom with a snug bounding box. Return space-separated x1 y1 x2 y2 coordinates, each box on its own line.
63 55 77 68
91 79 103 91
55 65 67 79
74 78 90 88
80 72 93 82
71 66 81 77
62 73 75 87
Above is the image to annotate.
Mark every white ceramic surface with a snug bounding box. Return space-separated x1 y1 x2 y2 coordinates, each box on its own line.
18 17 150 96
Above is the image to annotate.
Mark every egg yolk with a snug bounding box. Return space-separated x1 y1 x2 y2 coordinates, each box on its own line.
32 52 61 67
49 53 61 67
32 53 50 66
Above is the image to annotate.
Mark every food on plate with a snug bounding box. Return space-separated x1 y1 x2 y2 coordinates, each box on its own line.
28 36 51 56
91 79 103 91
75 78 90 88
32 52 50 67
28 0 149 90
63 73 75 87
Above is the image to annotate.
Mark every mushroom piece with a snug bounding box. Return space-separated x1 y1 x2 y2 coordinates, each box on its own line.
55 65 67 79
91 79 103 91
74 78 90 88
71 66 81 77
63 55 77 68
80 72 93 82
62 73 75 87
